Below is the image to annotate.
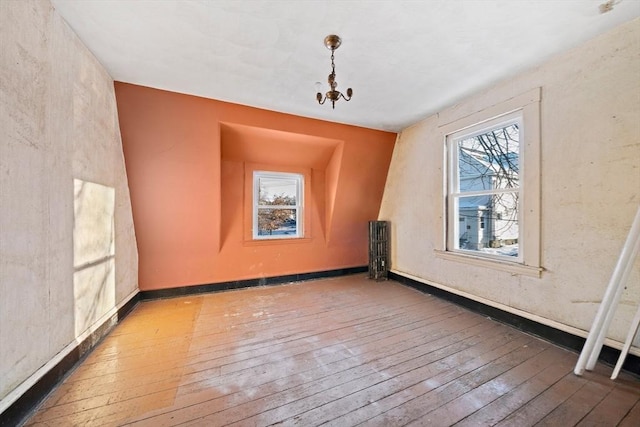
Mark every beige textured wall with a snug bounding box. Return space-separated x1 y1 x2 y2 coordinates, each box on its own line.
380 18 640 352
0 0 138 407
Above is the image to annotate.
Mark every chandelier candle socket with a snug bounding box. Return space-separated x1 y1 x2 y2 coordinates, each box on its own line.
316 34 353 109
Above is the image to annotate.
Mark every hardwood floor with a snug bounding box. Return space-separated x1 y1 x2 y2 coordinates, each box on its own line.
25 275 640 426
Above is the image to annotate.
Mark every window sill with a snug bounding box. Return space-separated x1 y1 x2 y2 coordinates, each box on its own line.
434 249 543 278
244 237 313 247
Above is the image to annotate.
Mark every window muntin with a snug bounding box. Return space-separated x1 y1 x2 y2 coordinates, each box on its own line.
447 112 522 261
253 171 303 239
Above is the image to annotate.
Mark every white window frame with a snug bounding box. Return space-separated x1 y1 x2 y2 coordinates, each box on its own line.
435 88 542 277
447 111 523 263
253 171 304 240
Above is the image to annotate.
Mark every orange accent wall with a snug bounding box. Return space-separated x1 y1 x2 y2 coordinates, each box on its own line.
115 83 396 290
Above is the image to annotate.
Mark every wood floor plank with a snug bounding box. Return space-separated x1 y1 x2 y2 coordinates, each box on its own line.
193 321 512 426
123 303 490 425
576 382 640 426
493 372 588 426
39 284 444 412
452 349 577 426
619 399 640 426
308 324 517 427
30 281 460 425
406 345 562 426
23 275 640 427
355 335 542 426
534 371 615 426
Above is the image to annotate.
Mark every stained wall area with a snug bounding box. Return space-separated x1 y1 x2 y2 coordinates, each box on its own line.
115 83 396 290
0 0 138 411
380 19 640 354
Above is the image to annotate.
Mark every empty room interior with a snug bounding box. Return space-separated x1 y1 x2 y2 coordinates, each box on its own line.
2 0 640 425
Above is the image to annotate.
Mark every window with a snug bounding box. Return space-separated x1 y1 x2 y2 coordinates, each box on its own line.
447 112 522 261
436 87 541 276
253 171 303 239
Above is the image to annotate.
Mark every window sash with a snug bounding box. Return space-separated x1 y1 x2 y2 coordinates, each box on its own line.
449 187 521 198
446 111 523 263
253 171 303 240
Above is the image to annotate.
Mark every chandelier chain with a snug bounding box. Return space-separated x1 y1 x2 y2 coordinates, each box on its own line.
331 50 335 75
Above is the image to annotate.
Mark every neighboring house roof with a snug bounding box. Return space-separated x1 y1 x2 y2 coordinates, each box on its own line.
459 196 491 209
459 147 495 178
459 144 519 192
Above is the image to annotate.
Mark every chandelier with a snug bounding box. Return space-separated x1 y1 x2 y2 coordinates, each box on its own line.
316 35 352 109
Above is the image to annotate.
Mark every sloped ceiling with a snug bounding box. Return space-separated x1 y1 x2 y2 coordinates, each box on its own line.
51 0 639 132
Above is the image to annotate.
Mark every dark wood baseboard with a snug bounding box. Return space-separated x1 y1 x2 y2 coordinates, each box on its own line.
0 293 140 427
389 271 640 377
139 266 368 300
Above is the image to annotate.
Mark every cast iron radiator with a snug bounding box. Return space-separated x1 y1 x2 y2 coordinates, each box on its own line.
368 220 389 280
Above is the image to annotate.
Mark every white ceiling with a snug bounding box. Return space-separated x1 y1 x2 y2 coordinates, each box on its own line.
50 0 639 132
